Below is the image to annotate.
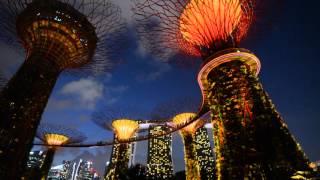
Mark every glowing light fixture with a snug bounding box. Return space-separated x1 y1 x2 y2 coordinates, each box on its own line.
44 133 69 146
172 113 203 134
179 0 242 47
112 119 139 141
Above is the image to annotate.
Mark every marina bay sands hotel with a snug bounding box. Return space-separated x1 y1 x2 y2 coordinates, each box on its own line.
104 112 215 180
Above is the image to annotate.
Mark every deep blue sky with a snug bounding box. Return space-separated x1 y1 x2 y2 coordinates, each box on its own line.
0 0 319 176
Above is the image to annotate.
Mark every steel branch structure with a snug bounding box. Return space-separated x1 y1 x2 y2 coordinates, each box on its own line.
0 0 125 178
134 0 311 179
134 0 253 60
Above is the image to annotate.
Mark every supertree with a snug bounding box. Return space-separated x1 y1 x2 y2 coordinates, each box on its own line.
172 112 204 180
0 0 125 178
133 0 310 179
23 123 86 180
92 107 141 180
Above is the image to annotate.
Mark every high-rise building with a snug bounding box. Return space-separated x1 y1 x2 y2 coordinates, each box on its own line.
47 164 64 180
47 159 99 180
61 160 77 180
26 151 46 169
129 140 137 167
22 151 46 179
146 125 174 179
194 127 215 180
75 159 95 180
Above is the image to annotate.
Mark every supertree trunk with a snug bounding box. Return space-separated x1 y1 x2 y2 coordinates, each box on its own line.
207 60 310 179
181 133 201 180
194 127 215 180
105 143 130 180
40 148 56 180
0 52 60 179
116 143 130 176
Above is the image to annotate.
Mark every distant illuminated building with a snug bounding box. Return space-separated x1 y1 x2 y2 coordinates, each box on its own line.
47 164 64 179
315 161 320 171
23 151 46 179
75 159 95 179
47 159 99 180
129 140 137 167
146 125 174 179
194 127 215 180
61 160 77 180
26 151 46 169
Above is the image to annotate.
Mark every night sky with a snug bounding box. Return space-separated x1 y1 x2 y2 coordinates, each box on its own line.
0 0 319 176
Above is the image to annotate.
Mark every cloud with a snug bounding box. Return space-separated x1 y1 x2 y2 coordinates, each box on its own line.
60 78 104 109
46 98 74 110
46 78 129 112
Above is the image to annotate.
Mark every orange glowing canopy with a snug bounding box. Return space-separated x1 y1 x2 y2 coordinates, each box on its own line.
112 119 139 141
179 0 243 48
172 113 204 134
44 133 69 146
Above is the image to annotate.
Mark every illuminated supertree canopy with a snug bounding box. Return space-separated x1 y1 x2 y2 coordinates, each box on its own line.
31 123 86 179
172 112 204 134
112 119 139 141
0 0 125 179
0 0 126 74
134 0 254 59
92 106 144 134
43 134 69 146
36 123 86 147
